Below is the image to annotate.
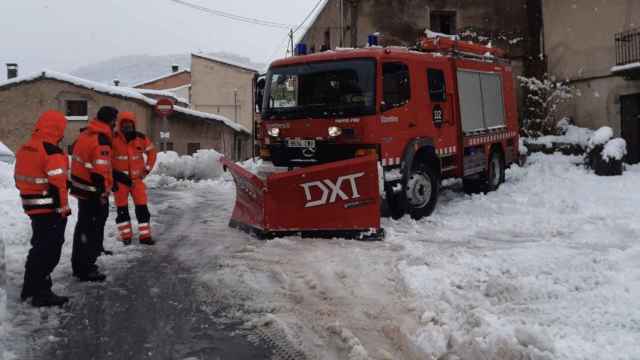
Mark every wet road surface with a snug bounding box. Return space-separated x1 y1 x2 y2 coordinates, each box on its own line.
40 188 272 360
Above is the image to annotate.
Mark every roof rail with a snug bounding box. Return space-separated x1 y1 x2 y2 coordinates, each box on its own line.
419 35 509 64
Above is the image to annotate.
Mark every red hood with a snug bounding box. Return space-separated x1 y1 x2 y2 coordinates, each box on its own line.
117 111 137 133
33 110 67 143
87 119 113 140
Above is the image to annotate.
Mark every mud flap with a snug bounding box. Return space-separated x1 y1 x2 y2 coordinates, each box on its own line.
221 155 384 241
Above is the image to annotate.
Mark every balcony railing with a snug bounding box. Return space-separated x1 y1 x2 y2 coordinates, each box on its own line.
615 28 640 66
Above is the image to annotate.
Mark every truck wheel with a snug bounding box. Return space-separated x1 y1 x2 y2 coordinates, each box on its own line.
463 149 505 194
404 162 439 220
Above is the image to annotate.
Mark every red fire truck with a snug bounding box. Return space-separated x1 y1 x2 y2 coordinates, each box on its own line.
222 35 520 239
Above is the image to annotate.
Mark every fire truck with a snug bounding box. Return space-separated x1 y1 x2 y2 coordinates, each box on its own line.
222 34 520 240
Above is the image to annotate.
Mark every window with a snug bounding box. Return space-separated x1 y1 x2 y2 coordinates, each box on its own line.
187 142 200 155
65 100 88 120
428 69 446 102
323 29 331 50
430 11 456 35
159 142 174 151
264 59 376 119
382 62 411 111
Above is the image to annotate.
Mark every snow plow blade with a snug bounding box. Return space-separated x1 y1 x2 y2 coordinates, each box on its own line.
221 155 384 241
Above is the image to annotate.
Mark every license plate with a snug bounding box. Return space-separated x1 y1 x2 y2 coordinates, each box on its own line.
287 139 316 148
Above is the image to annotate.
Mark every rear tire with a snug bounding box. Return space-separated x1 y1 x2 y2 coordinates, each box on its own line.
463 149 505 194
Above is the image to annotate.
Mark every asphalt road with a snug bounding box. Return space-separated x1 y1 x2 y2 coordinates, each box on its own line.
40 189 272 360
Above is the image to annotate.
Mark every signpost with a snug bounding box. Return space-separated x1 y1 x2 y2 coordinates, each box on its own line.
154 98 175 152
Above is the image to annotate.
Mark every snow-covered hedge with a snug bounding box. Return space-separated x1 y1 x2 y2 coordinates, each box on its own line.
151 150 224 180
602 138 627 162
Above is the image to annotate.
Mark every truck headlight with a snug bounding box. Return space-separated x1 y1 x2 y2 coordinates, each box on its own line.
267 127 280 138
328 126 342 138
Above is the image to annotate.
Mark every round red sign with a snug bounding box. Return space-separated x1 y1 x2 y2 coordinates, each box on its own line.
154 98 175 117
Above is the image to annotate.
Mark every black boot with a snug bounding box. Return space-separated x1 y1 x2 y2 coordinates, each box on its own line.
139 237 155 246
31 291 69 307
122 239 132 246
74 269 107 282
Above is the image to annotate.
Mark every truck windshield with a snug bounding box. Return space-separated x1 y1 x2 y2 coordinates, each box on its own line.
263 59 376 119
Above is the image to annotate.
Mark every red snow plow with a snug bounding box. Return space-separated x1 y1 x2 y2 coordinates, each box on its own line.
221 155 384 240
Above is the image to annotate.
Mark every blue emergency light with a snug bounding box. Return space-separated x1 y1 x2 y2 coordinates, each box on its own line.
295 43 308 56
368 34 379 47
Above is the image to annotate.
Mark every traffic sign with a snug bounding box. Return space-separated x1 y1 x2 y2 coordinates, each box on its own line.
155 98 175 117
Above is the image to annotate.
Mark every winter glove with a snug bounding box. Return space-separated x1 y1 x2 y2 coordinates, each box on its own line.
113 170 133 187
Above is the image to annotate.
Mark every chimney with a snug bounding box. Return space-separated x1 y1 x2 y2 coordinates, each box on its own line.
171 64 179 73
6 63 18 79
113 79 120 87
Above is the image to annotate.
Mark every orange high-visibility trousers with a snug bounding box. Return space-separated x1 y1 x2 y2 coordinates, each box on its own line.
114 179 151 241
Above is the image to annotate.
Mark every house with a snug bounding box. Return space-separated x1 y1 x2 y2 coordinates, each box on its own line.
0 68 251 160
133 55 261 135
298 0 545 117
190 53 260 135
542 1 640 163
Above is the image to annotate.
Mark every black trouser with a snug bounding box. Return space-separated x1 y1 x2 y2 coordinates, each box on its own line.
72 197 109 275
22 213 67 299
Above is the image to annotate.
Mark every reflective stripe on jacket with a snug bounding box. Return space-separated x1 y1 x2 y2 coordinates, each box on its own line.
14 110 70 216
112 112 157 181
70 119 113 199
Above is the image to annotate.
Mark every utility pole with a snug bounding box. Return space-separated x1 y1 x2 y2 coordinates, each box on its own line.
339 0 345 47
233 89 238 124
288 28 294 57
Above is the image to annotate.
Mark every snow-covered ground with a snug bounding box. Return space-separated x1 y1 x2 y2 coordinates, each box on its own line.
0 161 152 359
3 153 640 359
165 153 640 359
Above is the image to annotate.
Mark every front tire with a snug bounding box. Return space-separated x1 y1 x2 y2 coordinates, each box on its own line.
404 162 440 220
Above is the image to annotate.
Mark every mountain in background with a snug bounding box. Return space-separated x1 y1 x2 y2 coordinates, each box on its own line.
71 52 266 87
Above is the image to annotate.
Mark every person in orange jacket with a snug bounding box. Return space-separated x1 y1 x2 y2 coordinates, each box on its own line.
15 110 71 307
70 106 117 282
112 111 157 245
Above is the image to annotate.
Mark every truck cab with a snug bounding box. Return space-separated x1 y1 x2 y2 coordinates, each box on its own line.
259 36 520 220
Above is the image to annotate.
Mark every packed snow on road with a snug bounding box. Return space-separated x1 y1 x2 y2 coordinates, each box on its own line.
2 151 640 359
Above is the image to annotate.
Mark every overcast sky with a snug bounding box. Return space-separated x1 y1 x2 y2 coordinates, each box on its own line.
0 0 321 80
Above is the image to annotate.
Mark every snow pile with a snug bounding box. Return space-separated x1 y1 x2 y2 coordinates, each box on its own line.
587 126 614 149
167 152 640 359
151 150 224 180
602 138 627 162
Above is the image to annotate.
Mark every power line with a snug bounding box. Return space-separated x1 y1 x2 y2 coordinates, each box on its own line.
293 0 325 34
169 0 293 29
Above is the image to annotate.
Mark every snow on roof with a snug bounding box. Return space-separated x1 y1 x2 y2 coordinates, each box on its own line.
127 87 189 105
0 141 13 156
0 69 154 103
131 69 191 88
172 106 249 133
192 53 262 73
0 70 249 135
425 29 460 41
611 62 640 73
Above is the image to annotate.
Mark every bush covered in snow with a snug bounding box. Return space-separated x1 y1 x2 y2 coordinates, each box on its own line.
602 138 627 162
519 74 578 137
583 127 626 176
525 119 593 150
151 150 224 180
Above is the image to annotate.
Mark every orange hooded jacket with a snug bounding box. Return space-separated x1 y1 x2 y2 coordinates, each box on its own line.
70 119 113 199
14 110 70 216
112 112 157 181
